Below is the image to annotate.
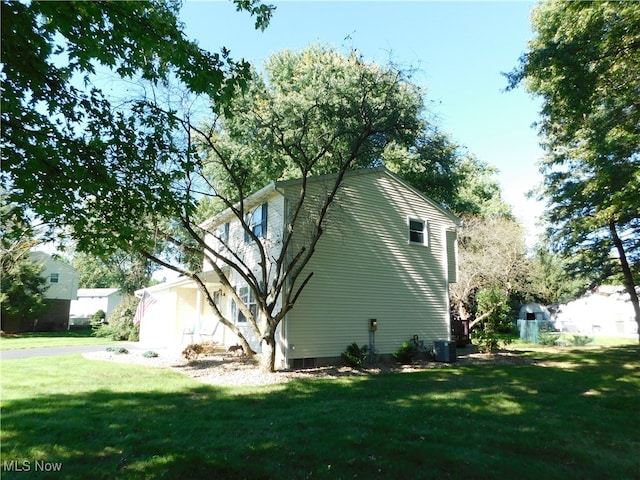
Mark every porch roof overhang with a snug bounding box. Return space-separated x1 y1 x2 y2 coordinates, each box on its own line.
135 270 222 297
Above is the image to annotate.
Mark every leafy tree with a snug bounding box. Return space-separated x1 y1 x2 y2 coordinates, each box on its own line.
384 137 511 218
526 240 590 305
450 215 529 332
450 156 512 219
0 205 48 331
472 286 512 353
71 251 156 294
507 0 640 338
1 0 273 251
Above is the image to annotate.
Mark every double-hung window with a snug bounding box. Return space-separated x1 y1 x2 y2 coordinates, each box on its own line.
218 222 229 245
245 203 268 241
409 218 428 245
232 286 257 324
50 273 59 283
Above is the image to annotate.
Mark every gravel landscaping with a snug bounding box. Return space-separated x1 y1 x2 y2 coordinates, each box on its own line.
83 345 533 387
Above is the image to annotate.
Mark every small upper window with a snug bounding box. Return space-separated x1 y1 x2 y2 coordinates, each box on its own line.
245 203 268 241
219 222 229 244
50 273 60 283
409 219 427 245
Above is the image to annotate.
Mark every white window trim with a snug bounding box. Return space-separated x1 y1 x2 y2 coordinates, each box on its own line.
232 285 257 324
244 203 268 242
408 217 429 246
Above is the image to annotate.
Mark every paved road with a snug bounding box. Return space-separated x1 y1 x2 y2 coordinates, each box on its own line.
0 343 142 360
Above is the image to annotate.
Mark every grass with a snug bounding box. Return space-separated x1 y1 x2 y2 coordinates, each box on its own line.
1 345 639 479
0 330 117 350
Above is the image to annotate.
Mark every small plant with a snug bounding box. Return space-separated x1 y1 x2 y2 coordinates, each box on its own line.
569 335 593 346
393 341 417 364
182 343 204 361
181 342 221 361
472 327 500 353
538 331 558 346
106 346 129 354
341 342 368 367
143 351 159 358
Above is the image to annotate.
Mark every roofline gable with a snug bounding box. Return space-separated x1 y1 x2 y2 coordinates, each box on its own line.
275 167 461 226
198 182 280 230
199 166 461 230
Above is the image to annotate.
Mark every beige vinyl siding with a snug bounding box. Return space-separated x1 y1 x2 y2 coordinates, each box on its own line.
285 170 456 360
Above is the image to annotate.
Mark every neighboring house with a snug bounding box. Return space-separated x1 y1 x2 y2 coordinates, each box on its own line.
19 252 79 332
137 168 460 369
553 286 638 336
69 288 124 327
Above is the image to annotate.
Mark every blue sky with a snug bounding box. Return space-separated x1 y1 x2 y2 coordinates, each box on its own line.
180 1 544 237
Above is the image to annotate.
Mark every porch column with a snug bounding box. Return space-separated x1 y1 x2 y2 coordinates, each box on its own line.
196 288 203 340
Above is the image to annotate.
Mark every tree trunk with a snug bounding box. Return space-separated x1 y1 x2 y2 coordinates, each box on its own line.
239 337 255 359
469 307 498 330
609 220 640 342
260 324 278 373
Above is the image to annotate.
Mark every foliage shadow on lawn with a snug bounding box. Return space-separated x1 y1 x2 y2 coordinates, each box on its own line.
1 346 638 480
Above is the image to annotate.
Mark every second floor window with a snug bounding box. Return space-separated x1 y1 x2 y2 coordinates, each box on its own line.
245 203 268 241
409 219 427 245
219 222 229 245
50 273 59 283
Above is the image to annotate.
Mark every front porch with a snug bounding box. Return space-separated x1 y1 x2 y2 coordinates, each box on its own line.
137 272 246 349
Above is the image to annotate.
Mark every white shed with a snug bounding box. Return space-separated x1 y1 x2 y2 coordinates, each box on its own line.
69 288 124 323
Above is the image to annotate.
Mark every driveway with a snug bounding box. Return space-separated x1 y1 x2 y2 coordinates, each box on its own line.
0 343 141 360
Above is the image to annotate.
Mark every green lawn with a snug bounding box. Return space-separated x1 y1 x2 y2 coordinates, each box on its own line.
1 345 639 479
0 330 117 350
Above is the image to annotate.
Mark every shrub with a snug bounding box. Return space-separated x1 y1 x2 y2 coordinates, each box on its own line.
143 351 158 358
341 342 368 368
93 296 139 341
91 309 106 324
538 331 558 346
182 343 204 361
393 341 417 364
472 287 514 353
182 342 221 361
472 326 500 353
569 335 593 346
106 346 129 354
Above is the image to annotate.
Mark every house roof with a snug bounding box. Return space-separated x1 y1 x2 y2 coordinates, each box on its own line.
30 251 79 275
200 167 461 230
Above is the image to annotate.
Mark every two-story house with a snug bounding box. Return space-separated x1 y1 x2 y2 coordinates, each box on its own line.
2 252 80 332
137 167 459 369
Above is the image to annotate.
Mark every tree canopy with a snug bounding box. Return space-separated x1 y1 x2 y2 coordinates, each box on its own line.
1 0 273 251
508 0 640 336
0 204 47 331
